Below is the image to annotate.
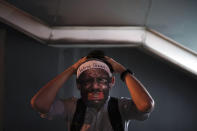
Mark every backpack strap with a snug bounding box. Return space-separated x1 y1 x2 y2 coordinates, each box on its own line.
71 98 87 131
71 97 124 131
108 97 124 131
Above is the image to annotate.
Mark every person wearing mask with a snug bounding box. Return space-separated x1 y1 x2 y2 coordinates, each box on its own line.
31 50 155 131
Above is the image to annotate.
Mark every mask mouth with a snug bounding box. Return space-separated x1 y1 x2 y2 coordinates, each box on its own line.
80 81 110 109
88 91 104 101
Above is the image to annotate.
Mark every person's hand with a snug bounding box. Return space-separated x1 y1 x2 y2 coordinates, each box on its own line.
104 56 126 74
72 57 87 74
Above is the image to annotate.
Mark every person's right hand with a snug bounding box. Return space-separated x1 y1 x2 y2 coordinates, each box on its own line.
72 57 87 74
104 56 126 74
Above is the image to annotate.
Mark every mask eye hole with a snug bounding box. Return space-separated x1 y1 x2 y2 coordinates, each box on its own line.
77 78 93 87
78 77 110 87
83 79 94 86
97 78 108 85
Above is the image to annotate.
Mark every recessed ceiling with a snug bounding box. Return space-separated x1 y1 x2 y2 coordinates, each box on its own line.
5 0 197 53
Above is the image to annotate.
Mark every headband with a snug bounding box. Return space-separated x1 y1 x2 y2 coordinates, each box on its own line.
77 60 112 78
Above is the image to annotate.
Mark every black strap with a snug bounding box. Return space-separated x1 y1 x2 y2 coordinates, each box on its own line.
120 69 133 82
108 97 124 131
71 97 124 131
70 98 86 131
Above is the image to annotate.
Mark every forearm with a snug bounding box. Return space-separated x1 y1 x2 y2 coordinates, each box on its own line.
125 74 155 113
104 56 154 113
31 66 75 113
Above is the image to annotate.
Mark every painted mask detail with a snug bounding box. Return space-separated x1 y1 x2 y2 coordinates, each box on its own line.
77 68 111 109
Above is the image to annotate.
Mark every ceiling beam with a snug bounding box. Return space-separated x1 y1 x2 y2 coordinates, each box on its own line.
0 1 144 47
0 1 51 43
144 29 197 76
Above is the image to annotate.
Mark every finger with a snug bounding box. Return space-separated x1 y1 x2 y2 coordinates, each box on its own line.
104 56 112 62
104 56 110 59
81 56 87 61
80 56 87 59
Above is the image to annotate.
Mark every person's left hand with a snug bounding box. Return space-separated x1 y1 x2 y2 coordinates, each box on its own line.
72 56 87 74
104 56 126 74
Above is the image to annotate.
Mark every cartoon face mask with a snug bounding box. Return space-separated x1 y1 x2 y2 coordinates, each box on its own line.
77 68 112 109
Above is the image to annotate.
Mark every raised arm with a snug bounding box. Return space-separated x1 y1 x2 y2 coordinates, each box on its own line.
105 56 155 113
30 57 86 114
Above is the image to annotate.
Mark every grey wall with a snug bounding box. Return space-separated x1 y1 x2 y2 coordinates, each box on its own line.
147 0 197 53
0 28 6 131
4 27 197 131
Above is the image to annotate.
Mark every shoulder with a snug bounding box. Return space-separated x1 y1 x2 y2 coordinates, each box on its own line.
108 96 132 113
118 97 131 103
61 97 78 105
60 97 79 120
116 97 150 121
40 97 79 120
108 96 131 105
109 97 132 106
60 97 78 111
118 97 134 108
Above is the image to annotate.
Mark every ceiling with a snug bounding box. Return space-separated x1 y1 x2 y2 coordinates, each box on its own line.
5 0 197 53
0 0 197 76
